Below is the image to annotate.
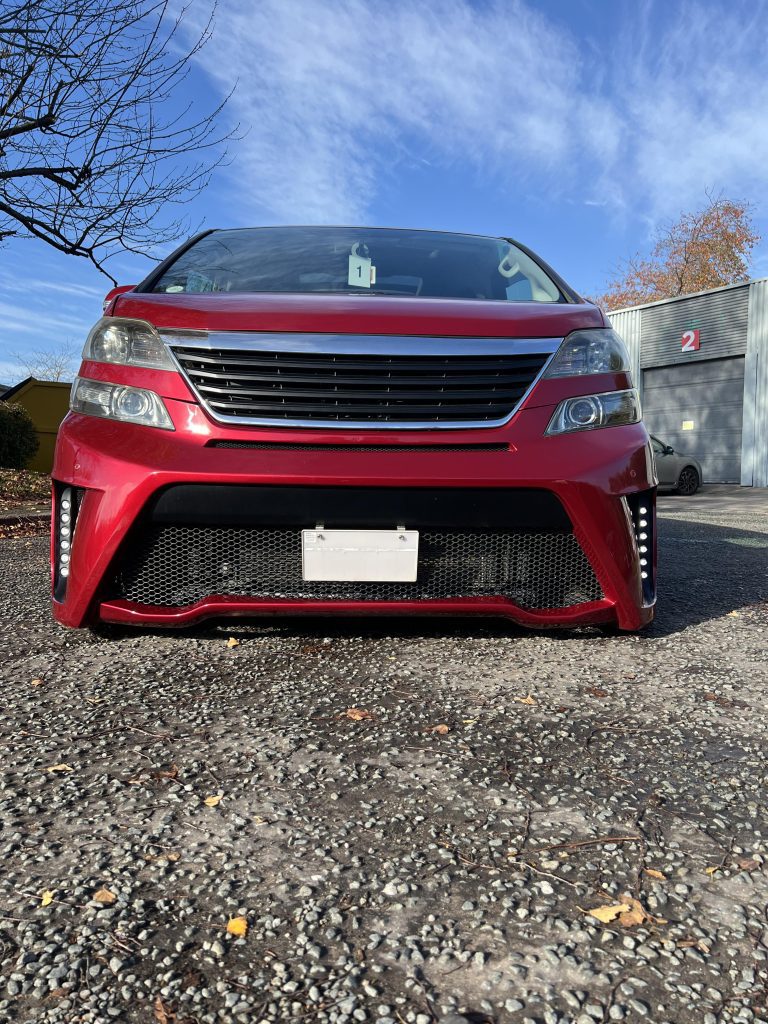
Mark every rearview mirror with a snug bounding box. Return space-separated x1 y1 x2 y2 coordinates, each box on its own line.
102 284 136 312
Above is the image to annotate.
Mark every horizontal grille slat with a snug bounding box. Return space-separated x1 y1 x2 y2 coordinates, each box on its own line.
173 350 549 373
171 343 551 426
205 399 520 418
197 384 529 401
189 368 542 386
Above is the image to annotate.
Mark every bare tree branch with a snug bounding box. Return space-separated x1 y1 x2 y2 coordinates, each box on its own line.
0 0 235 280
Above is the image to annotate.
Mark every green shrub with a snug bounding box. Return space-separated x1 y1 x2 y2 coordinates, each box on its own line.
0 402 39 469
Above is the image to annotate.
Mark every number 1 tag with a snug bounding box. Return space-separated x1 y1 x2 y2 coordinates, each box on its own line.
348 254 373 288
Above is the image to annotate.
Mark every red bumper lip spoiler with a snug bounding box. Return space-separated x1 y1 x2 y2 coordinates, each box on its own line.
98 595 618 629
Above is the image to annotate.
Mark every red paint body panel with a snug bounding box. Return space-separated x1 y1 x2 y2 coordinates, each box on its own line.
114 291 608 337
52 285 656 631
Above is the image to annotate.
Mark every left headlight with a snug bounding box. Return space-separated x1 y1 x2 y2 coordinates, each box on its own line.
544 329 631 379
546 389 641 436
82 317 174 370
70 377 174 430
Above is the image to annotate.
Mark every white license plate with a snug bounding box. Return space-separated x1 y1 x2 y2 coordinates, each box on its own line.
301 529 419 582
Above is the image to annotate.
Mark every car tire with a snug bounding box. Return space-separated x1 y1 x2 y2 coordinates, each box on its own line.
676 466 700 496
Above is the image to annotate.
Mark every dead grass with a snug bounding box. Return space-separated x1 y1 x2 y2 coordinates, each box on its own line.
0 468 50 507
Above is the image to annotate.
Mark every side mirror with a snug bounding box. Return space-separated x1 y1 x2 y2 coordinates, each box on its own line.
664 445 674 455
103 284 136 312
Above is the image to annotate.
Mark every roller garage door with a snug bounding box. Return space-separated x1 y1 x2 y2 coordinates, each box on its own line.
642 357 745 483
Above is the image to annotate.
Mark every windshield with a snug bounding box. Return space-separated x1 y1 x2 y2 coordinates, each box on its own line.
147 227 565 302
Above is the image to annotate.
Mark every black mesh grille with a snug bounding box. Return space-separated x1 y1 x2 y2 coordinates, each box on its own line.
208 441 510 453
172 348 550 424
109 526 602 610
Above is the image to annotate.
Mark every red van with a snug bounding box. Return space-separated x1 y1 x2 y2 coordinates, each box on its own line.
52 227 656 630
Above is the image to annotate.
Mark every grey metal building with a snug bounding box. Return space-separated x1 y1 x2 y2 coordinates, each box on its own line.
609 277 768 487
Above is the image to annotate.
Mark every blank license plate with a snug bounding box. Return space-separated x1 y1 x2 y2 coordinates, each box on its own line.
302 529 419 582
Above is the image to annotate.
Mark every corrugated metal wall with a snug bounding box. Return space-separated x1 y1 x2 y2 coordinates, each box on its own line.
609 280 768 486
608 307 642 386
642 358 745 483
638 285 750 367
743 279 768 486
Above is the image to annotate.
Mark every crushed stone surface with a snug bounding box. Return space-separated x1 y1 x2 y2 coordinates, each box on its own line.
0 502 767 1023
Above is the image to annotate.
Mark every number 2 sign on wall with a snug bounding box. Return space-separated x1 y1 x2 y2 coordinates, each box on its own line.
681 329 701 352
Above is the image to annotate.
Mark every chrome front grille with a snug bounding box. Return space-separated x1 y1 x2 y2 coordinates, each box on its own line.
167 333 558 428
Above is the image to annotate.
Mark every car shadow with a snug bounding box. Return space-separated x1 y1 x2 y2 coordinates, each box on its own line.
648 514 768 637
94 515 768 644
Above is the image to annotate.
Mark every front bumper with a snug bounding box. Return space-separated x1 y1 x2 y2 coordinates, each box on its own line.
51 400 656 630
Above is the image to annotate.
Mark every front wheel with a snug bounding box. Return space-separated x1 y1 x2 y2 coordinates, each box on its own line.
676 466 700 496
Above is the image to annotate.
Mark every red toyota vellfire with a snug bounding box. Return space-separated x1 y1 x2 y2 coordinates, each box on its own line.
52 227 656 630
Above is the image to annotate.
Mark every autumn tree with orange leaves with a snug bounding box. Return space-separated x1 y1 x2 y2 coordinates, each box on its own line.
594 195 760 311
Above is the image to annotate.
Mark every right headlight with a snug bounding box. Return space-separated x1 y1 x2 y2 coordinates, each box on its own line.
546 389 641 436
70 377 174 430
544 328 631 379
82 317 174 370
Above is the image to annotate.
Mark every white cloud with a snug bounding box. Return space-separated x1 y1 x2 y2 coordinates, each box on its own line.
189 0 603 222
609 1 768 217
186 0 768 226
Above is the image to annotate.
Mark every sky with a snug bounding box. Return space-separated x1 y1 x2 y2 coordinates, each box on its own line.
3 0 768 384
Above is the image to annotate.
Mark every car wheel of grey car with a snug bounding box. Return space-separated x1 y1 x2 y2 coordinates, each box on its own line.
676 466 700 496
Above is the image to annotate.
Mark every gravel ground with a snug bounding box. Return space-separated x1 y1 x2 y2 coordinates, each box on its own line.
1 499 767 1024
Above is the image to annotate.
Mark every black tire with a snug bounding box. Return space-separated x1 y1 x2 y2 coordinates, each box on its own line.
676 466 700 496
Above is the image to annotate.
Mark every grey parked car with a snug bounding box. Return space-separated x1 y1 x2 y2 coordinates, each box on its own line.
651 435 703 495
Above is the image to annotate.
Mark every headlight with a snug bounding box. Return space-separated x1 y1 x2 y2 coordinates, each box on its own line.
82 317 173 370
544 329 631 378
546 389 641 435
70 377 174 430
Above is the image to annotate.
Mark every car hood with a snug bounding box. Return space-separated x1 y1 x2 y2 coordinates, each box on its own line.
113 291 606 339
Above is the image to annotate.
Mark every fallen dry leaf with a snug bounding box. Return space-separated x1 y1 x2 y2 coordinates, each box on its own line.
644 868 667 880
584 902 631 923
93 887 117 905
253 816 267 826
462 718 478 725
154 996 175 1023
152 764 179 781
30 678 44 686
583 895 666 928
40 890 55 907
737 857 759 871
618 896 650 927
515 695 537 706
429 723 450 735
705 865 720 876
586 687 609 699
226 637 240 648
342 708 373 721
300 643 332 655
620 896 667 927
44 763 73 773
144 850 181 864
727 610 741 617
226 915 248 938
204 794 222 807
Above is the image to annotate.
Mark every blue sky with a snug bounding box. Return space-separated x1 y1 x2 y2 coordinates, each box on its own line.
3 0 768 384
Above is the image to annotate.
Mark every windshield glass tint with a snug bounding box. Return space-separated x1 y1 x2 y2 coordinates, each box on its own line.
149 227 564 302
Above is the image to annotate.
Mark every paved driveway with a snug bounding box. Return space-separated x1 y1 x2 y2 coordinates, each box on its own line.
1 492 767 1024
